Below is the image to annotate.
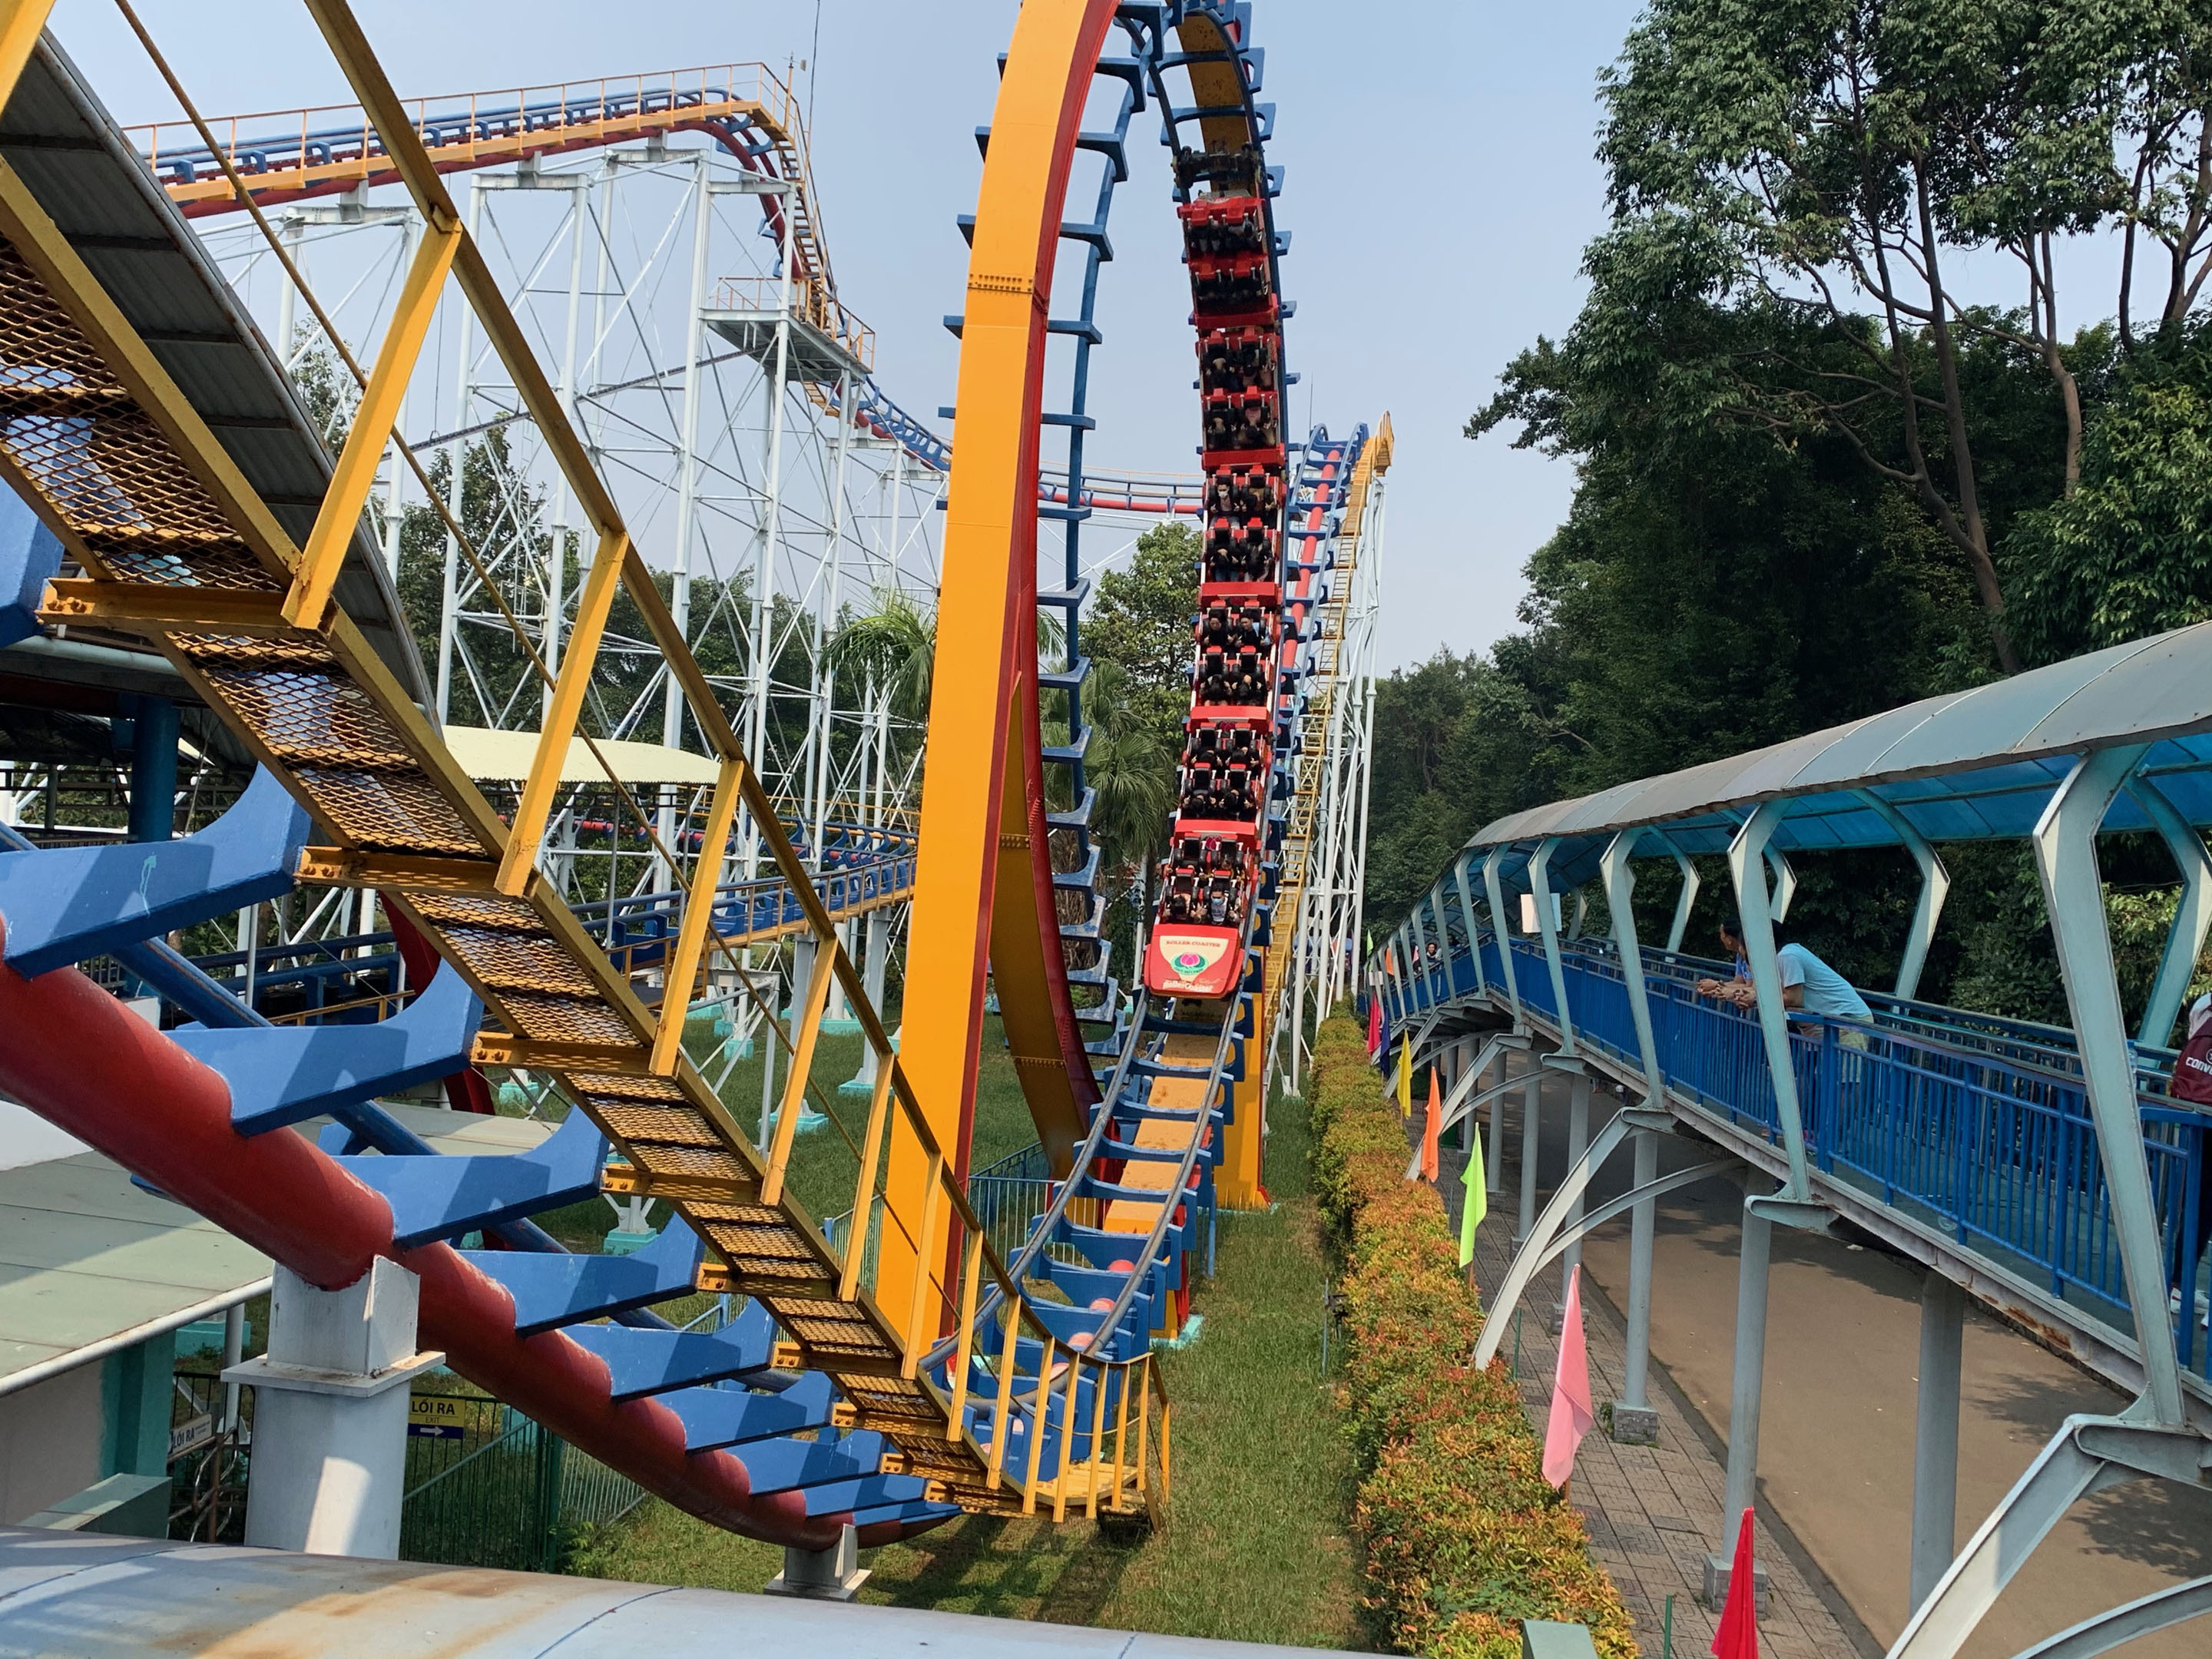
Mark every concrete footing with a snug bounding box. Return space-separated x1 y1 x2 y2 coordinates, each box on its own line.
764 1523 868 1601
224 1258 439 1559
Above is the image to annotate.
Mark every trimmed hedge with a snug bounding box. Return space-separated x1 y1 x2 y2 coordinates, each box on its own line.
1313 1015 1638 1659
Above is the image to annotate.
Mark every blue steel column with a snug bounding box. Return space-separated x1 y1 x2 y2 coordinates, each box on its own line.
1601 828 1664 1432
1453 851 1488 998
1482 852 1524 1031
1910 1270 1966 1611
1859 791 1952 1002
125 697 180 846
2126 775 2212 1047
1707 1181 1774 1611
2032 744 2186 1423
1724 801 1818 1209
1664 841 1700 955
1528 837 1576 1055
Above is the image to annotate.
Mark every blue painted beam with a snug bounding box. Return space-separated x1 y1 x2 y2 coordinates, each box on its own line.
558 1302 781 1399
663 1371 835 1452
736 1427 887 1496
0 767 310 976
805 1476 934 1518
459 1219 704 1334
174 964 482 1136
327 1106 606 1248
0 483 62 650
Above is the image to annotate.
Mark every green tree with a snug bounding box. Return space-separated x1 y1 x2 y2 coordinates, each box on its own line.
1084 522 1200 754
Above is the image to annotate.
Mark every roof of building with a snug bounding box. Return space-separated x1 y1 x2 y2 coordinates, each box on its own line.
1462 622 2212 891
442 726 725 787
0 1102 547 1395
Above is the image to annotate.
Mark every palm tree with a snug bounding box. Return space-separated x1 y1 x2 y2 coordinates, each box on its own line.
830 590 937 722
1082 658 1178 916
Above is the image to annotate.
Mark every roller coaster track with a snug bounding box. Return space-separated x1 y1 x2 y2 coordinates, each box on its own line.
1259 420 1389 1078
0 0 1320 1545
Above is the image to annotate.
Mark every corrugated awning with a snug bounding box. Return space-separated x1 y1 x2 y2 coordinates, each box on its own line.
1461 622 2212 892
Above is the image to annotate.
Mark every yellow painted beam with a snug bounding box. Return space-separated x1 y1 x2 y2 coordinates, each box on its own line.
648 755 747 1075
0 2 55 112
287 222 458 628
886 0 1119 1329
498 528 628 894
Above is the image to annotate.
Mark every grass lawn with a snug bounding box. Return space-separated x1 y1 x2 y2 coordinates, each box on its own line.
562 1070 1366 1650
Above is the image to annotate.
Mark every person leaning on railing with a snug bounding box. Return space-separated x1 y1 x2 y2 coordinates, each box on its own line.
1695 915 1875 1052
2167 994 2212 1330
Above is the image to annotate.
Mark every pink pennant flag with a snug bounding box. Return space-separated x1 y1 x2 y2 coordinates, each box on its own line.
1542 1265 1594 1487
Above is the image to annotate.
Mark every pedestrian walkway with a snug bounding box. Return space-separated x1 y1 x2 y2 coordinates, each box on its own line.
1432 1128 1870 1659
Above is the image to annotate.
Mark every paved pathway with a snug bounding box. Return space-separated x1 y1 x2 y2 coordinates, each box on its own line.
1431 1124 1874 1659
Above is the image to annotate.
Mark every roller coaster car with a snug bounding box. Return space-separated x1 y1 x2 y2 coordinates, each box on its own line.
1205 460 1282 522
1176 141 1266 197
1179 194 1268 260
1189 250 1272 317
1176 724 1271 828
1203 387 1279 453
1204 515 1279 584
1145 835 1256 1000
1196 326 1277 396
1190 637 1272 711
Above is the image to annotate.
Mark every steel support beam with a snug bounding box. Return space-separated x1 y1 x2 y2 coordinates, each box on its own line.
2127 774 2212 1048
1529 837 1576 1054
2031 745 2184 1424
1911 1269 1966 1612
1454 851 1488 998
1859 791 1952 1003
1665 841 1700 956
2008 1575 2212 1659
1706 1190 1773 1609
1725 800 1823 1219
1482 850 1524 1029
1474 1109 1673 1367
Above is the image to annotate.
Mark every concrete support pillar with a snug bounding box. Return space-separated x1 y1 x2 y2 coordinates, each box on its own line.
1516 1051 1542 1247
225 1259 439 1559
1705 1195 1773 1614
1909 1270 1965 1613
766 1522 868 1601
1609 1128 1661 1445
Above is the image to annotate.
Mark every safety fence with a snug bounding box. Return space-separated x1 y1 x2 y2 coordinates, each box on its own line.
1434 934 2212 1380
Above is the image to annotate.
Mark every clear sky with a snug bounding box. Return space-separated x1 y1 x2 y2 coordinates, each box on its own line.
50 0 1649 670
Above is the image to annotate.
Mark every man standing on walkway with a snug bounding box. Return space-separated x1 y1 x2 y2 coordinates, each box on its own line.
1697 916 1873 1048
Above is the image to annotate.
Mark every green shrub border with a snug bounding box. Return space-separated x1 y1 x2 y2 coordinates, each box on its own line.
1311 1015 1638 1659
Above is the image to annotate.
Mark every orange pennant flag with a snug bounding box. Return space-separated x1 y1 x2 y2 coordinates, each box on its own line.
1421 1067 1442 1181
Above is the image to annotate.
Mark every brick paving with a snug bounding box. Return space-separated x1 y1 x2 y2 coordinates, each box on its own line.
1429 1121 1874 1659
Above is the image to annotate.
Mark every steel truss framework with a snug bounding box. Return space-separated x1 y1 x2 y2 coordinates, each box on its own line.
0 0 1375 1555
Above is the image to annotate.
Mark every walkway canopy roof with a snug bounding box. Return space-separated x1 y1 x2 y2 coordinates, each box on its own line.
1461 622 2212 896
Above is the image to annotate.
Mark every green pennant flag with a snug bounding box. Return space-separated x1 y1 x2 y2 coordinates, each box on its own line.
1459 1122 1487 1269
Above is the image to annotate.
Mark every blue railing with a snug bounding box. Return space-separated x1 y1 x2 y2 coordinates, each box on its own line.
1399 932 2212 1385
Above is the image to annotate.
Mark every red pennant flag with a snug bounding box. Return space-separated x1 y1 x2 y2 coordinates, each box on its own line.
1542 1266 1594 1487
1710 1508 1760 1659
1366 996 1382 1055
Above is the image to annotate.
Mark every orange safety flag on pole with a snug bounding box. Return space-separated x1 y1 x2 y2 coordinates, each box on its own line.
1421 1067 1442 1181
1710 1508 1760 1659
1541 1265 1594 1487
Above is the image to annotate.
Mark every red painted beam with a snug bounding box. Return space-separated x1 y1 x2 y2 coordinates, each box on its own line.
0 926 933 1551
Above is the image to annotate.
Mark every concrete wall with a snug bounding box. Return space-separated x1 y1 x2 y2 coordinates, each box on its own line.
0 1363 104 1524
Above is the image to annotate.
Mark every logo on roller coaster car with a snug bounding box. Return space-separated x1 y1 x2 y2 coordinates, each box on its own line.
1156 932 1230 984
